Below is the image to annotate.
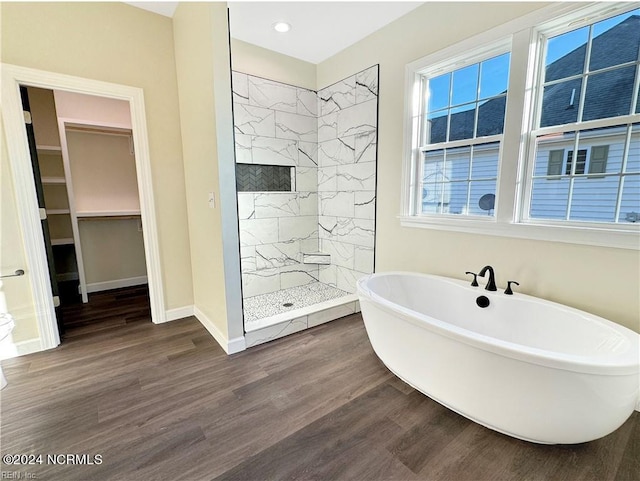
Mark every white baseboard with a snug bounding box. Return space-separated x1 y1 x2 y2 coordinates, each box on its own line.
84 276 148 294
0 337 44 360
163 305 195 323
193 306 246 355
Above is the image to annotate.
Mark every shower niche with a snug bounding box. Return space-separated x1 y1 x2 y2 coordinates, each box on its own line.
232 66 379 346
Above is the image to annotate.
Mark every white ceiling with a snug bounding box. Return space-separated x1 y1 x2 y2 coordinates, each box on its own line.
125 1 423 64
227 2 423 64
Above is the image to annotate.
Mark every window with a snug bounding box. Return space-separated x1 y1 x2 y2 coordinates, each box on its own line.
527 7 640 224
545 147 608 177
402 3 640 248
565 149 587 175
418 50 510 217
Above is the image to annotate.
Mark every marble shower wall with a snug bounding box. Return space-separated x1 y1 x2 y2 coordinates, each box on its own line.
233 72 319 298
317 66 378 293
232 66 378 298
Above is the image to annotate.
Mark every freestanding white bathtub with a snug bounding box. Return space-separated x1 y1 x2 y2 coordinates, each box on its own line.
357 271 640 444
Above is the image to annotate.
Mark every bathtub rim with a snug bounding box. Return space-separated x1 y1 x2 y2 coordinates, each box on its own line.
357 271 640 376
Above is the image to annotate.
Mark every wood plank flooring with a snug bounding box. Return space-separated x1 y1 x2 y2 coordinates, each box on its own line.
1 301 638 480
59 285 151 339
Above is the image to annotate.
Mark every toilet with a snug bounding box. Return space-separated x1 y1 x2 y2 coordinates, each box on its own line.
0 313 15 389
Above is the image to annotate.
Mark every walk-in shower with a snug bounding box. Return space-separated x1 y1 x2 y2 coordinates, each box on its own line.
232 66 379 346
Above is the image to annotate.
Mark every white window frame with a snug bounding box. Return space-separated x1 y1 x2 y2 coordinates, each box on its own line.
416 41 510 219
400 2 640 250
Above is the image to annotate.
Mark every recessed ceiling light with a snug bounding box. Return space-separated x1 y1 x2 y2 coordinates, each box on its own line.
273 22 291 33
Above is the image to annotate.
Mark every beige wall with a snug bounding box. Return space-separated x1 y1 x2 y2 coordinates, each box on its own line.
1 3 194 323
231 39 317 90
173 2 242 342
317 1 640 332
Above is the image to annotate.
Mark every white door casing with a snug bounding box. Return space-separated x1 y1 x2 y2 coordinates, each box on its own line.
1 63 166 352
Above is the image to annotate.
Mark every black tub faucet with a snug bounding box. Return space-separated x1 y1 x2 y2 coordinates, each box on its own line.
478 265 497 291
505 281 520 295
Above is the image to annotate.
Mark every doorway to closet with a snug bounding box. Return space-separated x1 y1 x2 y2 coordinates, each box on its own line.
22 86 150 339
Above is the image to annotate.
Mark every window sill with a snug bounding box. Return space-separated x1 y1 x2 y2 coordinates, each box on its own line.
399 215 640 250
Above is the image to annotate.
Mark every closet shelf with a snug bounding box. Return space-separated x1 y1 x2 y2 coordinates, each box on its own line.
47 209 71 215
76 210 141 220
56 272 79 282
42 176 66 185
36 145 62 154
51 238 74 246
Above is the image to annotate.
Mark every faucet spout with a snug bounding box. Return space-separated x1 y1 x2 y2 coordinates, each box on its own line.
478 265 497 291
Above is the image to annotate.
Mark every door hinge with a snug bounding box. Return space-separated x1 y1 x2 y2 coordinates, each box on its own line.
23 111 32 125
52 296 60 308
39 208 47 220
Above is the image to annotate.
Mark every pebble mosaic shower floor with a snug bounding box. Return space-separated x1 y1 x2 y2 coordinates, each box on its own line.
243 282 350 324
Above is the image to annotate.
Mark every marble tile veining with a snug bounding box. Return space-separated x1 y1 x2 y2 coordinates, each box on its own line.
320 238 355 269
297 88 318 117
275 111 318 143
251 137 298 166
234 103 276 137
355 131 377 164
356 66 379 104
319 191 355 217
354 191 376 220
239 218 279 246
336 99 377 138
337 162 377 191
318 77 356 115
298 142 318 166
249 76 297 113
234 133 253 163
254 192 299 218
256 242 301 269
318 137 356 167
237 193 256 220
318 112 338 142
232 71 249 105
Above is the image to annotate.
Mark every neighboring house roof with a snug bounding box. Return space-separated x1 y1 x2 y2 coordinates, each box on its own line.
428 15 640 142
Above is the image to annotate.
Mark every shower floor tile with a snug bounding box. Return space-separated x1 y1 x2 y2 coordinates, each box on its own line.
243 282 350 324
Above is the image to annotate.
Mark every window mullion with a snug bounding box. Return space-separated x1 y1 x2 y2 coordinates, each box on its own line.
467 145 474 214
531 114 640 137
614 124 633 222
420 134 503 152
440 148 448 213
497 28 534 224
473 64 482 138
445 74 453 143
565 131 582 219
576 25 594 125
630 62 640 116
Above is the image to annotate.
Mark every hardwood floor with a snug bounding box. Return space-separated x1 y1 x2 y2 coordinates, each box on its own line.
1 306 638 481
59 285 151 339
